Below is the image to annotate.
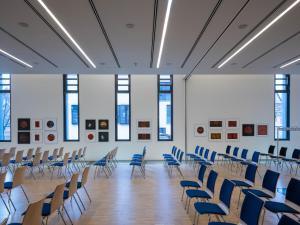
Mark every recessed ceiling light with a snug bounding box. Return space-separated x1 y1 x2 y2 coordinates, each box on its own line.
280 57 300 68
218 0 300 69
0 48 33 68
18 22 29 28
238 24 248 29
37 0 96 68
126 23 135 29
156 0 173 68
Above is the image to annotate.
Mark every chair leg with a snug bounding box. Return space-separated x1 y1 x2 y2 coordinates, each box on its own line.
7 191 16 211
73 195 83 214
63 205 73 225
76 192 86 210
0 194 10 214
21 185 30 203
131 166 135 178
58 209 67 225
237 188 242 209
83 186 92 203
181 187 185 201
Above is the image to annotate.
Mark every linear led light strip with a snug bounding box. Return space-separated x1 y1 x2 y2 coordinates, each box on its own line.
0 48 33 68
156 0 173 68
218 0 300 69
280 57 300 68
37 0 96 68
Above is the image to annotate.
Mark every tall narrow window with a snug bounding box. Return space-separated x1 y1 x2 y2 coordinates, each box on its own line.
115 75 131 141
158 75 173 141
0 74 11 141
275 74 290 140
63 74 79 141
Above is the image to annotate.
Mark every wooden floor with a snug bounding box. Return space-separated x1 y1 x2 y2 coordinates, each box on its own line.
0 161 298 225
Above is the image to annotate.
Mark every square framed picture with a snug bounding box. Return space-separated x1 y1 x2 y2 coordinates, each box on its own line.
86 132 96 142
98 132 109 142
85 120 96 130
194 124 207 137
98 120 109 130
138 133 151 140
18 118 30 130
18 132 30 144
209 120 223 129
209 131 223 141
226 131 240 141
44 118 57 131
44 131 58 144
32 119 43 130
32 131 43 144
137 120 151 128
242 124 255 136
257 124 268 136
226 119 239 128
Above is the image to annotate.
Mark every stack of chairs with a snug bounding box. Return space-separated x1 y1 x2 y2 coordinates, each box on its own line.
94 147 118 178
130 146 147 178
163 146 184 177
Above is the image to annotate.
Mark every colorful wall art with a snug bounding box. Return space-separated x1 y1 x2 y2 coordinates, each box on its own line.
85 119 96 130
44 131 58 144
18 118 30 130
209 131 223 141
242 124 255 136
209 120 223 128
98 132 109 142
98 120 109 130
226 120 239 128
32 119 43 130
44 118 57 131
194 124 207 137
31 131 43 144
257 124 268 136
138 133 151 140
18 132 30 144
226 131 239 141
86 132 96 142
138 121 151 128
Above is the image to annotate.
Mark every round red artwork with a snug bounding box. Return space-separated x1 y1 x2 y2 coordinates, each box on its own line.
47 134 55 141
197 127 204 134
88 133 94 140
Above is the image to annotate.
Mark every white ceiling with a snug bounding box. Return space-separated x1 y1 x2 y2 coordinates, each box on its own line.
0 0 300 75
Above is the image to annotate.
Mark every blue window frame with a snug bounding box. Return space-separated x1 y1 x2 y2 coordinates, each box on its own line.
115 74 131 141
63 74 79 141
274 74 290 140
0 74 11 142
158 75 173 141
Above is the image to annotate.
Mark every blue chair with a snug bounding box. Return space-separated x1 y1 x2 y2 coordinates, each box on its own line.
167 150 184 177
94 155 110 178
231 164 257 208
180 165 207 201
231 149 248 173
163 147 178 165
208 192 264 225
50 153 70 179
277 215 300 225
229 147 239 170
162 146 177 158
192 147 205 169
185 170 218 213
186 145 200 161
130 147 147 178
264 178 300 221
240 151 260 177
193 179 235 225
194 149 209 164
242 169 280 199
132 146 146 160
217 145 231 163
282 149 300 174
199 151 217 167
260 145 275 166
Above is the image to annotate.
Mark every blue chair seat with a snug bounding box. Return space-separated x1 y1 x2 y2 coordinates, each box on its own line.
22 162 33 167
242 189 272 199
180 180 200 188
133 154 142 157
22 156 28 160
168 162 180 166
186 189 211 199
4 182 13 189
48 156 54 160
223 155 231 158
75 155 79 160
208 222 235 225
42 203 51 216
130 161 142 166
52 162 64 167
264 201 299 214
10 160 16 164
66 181 82 189
7 223 22 225
240 161 251 166
199 161 213 166
94 161 106 166
231 180 252 188
47 190 69 199
194 202 226 215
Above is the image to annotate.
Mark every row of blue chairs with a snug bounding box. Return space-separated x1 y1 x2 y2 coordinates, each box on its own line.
130 146 147 178
162 146 184 177
93 147 118 178
186 146 217 172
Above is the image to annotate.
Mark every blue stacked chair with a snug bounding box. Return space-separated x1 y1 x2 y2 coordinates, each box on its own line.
240 151 260 177
277 215 300 225
192 147 204 169
130 147 147 178
229 147 239 171
162 146 177 159
282 148 300 174
186 145 200 162
217 145 231 165
166 150 184 177
198 151 217 168
231 148 248 173
194 149 209 170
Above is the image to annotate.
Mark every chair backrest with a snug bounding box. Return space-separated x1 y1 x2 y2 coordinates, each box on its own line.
219 179 235 212
71 150 77 161
63 153 70 165
268 145 275 155
262 170 280 196
241 149 248 160
203 149 209 159
81 167 90 186
278 215 300 225
68 173 79 197
240 192 264 225
50 183 65 214
0 171 7 193
178 151 184 163
15 150 24 163
26 148 34 161
252 151 260 164
206 170 218 195
198 165 207 184
210 151 217 163
199 147 204 157
22 198 44 225
193 145 199 154
82 146 87 157
33 152 42 166
245 164 257 185
35 147 41 155
9 147 16 158
1 153 11 166
292 149 300 160
52 148 59 160
0 218 8 225
225 145 231 154
171 146 176 155
176 149 181 159
41 151 49 163
279 147 287 157
12 166 26 188
232 147 239 157
58 147 64 158
286 178 300 207
77 148 83 158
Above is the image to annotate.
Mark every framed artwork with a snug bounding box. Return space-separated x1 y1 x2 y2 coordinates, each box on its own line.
226 131 239 141
98 120 109 130
18 118 30 130
209 131 223 141
44 118 57 131
18 132 30 144
137 121 151 128
242 124 255 136
98 132 109 142
32 131 43 144
257 124 268 136
86 132 96 142
194 124 207 137
44 131 58 144
85 120 96 130
226 120 239 128
138 133 151 140
209 120 223 129
31 119 43 130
